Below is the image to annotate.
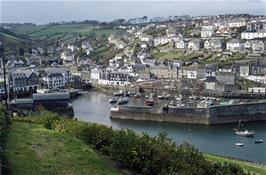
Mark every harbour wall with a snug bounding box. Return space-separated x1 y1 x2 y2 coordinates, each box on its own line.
110 102 266 124
209 102 266 124
110 106 209 124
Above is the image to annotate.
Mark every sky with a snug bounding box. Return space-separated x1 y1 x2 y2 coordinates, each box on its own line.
0 0 266 24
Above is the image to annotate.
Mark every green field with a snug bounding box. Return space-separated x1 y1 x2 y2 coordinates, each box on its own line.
205 154 266 175
11 24 123 43
152 51 201 61
4 122 120 175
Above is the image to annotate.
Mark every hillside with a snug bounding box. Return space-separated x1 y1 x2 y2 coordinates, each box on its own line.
0 28 32 54
9 23 123 44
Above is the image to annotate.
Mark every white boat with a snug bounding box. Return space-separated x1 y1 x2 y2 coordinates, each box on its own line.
176 95 183 101
169 100 176 106
164 94 171 99
134 93 141 98
109 97 119 103
114 90 124 96
235 143 244 146
118 97 129 105
158 95 164 99
235 130 255 137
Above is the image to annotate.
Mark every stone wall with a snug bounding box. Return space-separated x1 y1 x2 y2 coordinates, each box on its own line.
208 102 266 124
110 106 209 124
110 102 266 125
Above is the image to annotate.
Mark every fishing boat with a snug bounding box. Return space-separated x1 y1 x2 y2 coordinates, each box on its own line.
175 94 183 101
254 139 263 144
235 130 255 137
164 94 171 99
235 143 244 146
124 91 131 97
169 100 176 106
134 93 141 98
157 94 164 99
145 98 154 106
109 97 119 103
114 90 124 96
118 97 129 105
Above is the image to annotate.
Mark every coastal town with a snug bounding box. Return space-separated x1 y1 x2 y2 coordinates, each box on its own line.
1 14 266 111
1 0 266 174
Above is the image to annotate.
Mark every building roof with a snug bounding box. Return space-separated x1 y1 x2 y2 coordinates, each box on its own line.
33 92 70 101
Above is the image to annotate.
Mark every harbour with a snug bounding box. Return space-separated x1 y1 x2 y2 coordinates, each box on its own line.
72 91 266 164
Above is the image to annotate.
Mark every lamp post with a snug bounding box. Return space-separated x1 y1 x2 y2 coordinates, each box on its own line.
0 41 9 111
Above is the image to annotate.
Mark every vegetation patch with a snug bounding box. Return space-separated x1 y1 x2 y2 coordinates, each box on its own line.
205 154 266 175
4 121 119 175
13 113 252 175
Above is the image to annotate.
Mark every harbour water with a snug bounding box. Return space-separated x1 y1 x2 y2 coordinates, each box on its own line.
72 91 266 163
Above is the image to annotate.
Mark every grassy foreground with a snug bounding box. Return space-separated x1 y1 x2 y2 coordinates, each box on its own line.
205 154 266 175
4 122 120 175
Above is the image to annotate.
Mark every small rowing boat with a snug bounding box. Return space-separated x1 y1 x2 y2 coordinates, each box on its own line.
254 139 263 144
235 143 244 146
109 97 119 103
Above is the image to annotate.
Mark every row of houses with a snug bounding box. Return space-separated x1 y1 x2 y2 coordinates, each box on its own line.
2 67 77 96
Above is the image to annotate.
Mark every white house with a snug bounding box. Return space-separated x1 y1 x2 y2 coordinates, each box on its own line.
178 68 197 79
175 39 187 49
67 45 78 52
228 19 246 28
246 75 266 84
226 39 244 52
98 71 131 86
154 37 170 46
60 51 75 62
248 87 266 93
43 68 74 89
188 39 203 51
241 30 266 40
90 67 103 81
204 39 222 50
201 29 214 38
239 65 249 77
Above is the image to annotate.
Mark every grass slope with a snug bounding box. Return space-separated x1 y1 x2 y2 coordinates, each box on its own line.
19 24 122 42
205 154 266 175
4 122 120 175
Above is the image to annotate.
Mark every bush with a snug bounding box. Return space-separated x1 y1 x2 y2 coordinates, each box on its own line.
80 124 115 154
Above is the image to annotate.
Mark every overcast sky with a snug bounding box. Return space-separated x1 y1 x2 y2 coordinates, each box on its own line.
1 0 265 24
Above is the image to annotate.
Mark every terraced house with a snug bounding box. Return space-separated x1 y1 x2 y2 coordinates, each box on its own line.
8 69 39 94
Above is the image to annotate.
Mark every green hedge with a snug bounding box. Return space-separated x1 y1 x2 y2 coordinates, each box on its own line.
13 114 249 175
0 105 9 174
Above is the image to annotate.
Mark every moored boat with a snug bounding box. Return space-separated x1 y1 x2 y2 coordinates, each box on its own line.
254 139 263 144
134 93 141 98
235 143 244 146
118 97 129 105
114 90 124 96
157 94 164 99
235 130 255 137
164 94 171 99
169 100 176 106
109 97 119 103
145 98 154 106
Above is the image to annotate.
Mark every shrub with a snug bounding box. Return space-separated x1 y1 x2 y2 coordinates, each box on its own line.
80 124 115 154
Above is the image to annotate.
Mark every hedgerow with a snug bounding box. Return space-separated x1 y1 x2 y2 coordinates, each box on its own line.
13 114 248 175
